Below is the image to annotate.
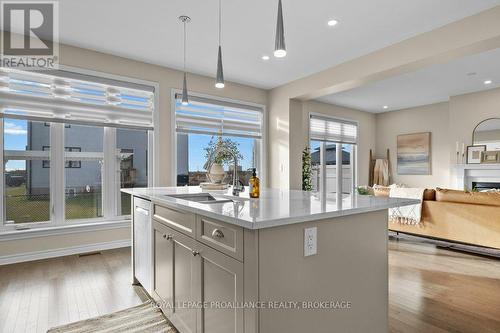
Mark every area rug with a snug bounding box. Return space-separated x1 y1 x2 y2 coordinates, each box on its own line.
47 301 178 333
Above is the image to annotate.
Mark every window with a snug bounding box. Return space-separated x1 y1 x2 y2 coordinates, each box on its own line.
309 114 357 198
117 128 149 215
65 125 103 220
1 68 155 229
174 94 264 186
4 119 50 224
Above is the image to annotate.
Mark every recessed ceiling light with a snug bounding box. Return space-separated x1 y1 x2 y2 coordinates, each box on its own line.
262 55 270 61
383 105 389 109
484 80 492 85
327 19 339 27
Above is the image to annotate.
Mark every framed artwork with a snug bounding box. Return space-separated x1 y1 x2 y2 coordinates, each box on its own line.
397 132 431 175
481 151 500 164
467 145 486 164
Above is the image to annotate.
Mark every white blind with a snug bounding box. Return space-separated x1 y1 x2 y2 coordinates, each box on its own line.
309 115 358 144
175 94 263 139
0 68 154 129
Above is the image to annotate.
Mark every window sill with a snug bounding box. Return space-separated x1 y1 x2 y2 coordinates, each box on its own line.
0 219 131 242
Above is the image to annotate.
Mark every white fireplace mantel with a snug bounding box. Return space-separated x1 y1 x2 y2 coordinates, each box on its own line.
455 164 500 190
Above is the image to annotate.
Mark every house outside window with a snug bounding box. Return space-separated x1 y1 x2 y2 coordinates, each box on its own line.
42 146 82 168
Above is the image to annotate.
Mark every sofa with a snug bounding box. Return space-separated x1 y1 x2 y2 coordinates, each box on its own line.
375 187 500 249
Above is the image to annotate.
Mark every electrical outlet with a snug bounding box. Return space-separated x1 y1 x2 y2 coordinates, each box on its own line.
304 227 317 257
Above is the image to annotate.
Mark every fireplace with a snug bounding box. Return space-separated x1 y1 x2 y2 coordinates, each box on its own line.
456 165 500 191
472 182 500 191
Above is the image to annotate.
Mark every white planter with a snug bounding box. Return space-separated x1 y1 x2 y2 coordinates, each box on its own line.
209 163 225 184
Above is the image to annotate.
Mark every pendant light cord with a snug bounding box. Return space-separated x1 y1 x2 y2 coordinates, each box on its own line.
218 0 221 46
183 21 186 72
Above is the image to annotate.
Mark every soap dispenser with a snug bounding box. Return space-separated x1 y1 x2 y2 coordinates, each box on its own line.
249 168 260 198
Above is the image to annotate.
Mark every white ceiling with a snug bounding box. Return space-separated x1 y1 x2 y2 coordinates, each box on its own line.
316 47 500 113
47 0 500 89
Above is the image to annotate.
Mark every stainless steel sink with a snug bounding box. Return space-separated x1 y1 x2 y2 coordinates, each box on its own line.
165 193 234 204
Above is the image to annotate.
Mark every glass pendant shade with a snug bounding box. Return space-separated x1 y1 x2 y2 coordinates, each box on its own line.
274 0 286 58
215 46 225 88
181 72 189 105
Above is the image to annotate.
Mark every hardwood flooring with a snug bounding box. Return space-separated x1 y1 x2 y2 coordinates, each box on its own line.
0 240 499 333
389 239 500 333
0 248 146 333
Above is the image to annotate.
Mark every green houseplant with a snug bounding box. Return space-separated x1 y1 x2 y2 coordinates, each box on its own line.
302 146 312 191
203 136 243 183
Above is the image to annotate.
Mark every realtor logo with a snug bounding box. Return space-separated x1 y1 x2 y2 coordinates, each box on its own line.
1 1 59 69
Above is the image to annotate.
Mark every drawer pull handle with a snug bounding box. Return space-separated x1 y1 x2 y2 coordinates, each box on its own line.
212 229 224 239
135 207 149 216
163 234 173 240
192 250 200 256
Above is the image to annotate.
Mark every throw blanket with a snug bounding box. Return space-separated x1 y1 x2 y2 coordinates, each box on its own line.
373 159 389 186
389 187 425 225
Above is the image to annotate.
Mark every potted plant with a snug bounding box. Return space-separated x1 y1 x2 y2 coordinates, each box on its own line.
203 136 243 184
302 146 312 191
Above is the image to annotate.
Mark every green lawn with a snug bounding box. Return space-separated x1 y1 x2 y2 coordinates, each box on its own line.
6 186 103 223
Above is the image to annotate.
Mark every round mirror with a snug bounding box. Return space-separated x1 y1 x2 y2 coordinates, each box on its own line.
473 118 500 151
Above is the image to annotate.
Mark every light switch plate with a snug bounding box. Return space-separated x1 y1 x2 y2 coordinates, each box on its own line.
304 227 317 257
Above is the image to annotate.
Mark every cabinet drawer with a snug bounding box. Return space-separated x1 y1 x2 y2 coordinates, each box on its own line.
196 216 243 261
154 204 196 236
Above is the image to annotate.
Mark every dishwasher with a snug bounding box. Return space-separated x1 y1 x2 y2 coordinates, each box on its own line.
133 197 153 294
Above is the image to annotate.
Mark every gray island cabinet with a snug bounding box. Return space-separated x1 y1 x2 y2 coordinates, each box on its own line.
123 187 418 333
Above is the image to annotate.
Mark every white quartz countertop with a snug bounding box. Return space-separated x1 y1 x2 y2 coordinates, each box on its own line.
122 187 419 230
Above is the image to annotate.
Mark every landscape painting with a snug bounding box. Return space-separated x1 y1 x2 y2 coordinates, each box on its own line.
397 132 431 175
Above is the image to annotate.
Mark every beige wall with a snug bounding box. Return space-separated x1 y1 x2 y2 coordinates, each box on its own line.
271 98 376 190
267 6 500 189
374 87 500 189
375 103 450 188
449 87 500 159
301 101 376 189
59 44 268 186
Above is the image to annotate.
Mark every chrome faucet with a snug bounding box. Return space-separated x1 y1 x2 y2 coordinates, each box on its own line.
204 146 245 196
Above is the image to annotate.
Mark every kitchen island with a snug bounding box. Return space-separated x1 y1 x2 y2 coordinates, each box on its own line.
122 187 418 333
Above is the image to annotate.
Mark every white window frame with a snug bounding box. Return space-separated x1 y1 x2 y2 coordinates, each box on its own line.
0 65 159 233
171 89 267 188
308 112 358 197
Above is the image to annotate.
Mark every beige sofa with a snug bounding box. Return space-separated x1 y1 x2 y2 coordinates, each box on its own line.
375 188 500 249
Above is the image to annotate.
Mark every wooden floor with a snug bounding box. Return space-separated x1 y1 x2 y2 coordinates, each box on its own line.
389 239 500 333
0 248 146 333
0 241 499 333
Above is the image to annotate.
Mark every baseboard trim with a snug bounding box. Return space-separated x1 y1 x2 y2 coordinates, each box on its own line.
0 239 131 265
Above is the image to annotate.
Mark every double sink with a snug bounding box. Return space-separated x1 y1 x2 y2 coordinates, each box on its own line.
165 193 241 204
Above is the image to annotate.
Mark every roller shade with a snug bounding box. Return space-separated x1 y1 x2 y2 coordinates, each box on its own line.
175 93 263 139
309 115 358 144
0 68 154 129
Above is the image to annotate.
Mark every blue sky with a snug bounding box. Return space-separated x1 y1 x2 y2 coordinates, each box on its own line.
188 134 255 171
4 119 28 171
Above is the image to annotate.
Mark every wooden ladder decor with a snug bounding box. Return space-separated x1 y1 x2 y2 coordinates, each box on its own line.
369 148 391 186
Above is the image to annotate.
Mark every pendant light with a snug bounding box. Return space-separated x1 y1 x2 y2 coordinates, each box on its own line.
274 0 286 58
215 0 225 88
179 15 191 105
